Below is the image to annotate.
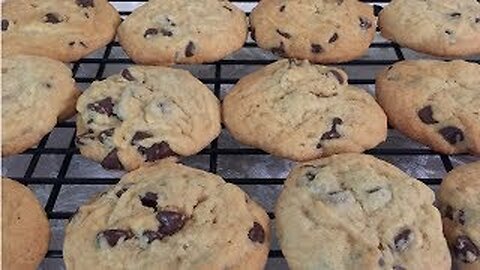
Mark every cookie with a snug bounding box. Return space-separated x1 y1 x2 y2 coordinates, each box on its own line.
275 153 451 270
2 0 120 62
438 161 480 270
376 60 480 155
222 59 387 161
2 54 80 156
117 0 248 65
250 0 376 63
2 178 51 270
75 66 221 171
378 0 480 57
64 162 271 270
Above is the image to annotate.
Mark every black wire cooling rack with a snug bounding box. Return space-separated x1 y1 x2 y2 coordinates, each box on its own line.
3 1 480 269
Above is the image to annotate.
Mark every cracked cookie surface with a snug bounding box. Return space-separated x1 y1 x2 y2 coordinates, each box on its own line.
379 0 480 57
76 66 221 171
2 0 120 62
222 59 387 161
275 154 451 270
2 55 79 156
118 0 247 65
376 60 480 155
64 162 270 270
438 161 480 270
250 0 376 63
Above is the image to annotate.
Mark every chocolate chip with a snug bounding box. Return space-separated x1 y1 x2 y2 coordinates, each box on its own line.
276 29 291 39
271 42 286 56
222 5 233 11
328 70 345 84
367 187 382 194
98 128 114 144
68 41 75 46
44 13 62 24
454 235 479 263
445 30 454 35
185 41 196 57
328 33 338 43
393 266 406 270
321 117 343 140
476 17 480 23
248 222 265 243
143 230 161 243
279 5 286 12
121 69 135 81
140 192 158 210
160 28 173 37
156 211 186 236
373 5 383 16
439 126 464 144
97 229 133 247
305 172 316 181
101 149 124 170
87 97 115 116
445 205 454 220
76 0 94 8
79 41 88 48
418 105 438 124
115 186 130 198
450 12 462 18
2 19 9 31
144 28 158 38
394 228 414 252
359 17 372 30
138 142 176 162
311 44 323 54
131 131 153 145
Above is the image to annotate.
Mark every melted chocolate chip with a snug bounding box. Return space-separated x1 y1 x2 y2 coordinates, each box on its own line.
311 44 323 54
394 228 414 252
160 28 173 37
138 142 176 162
140 192 158 210
248 222 265 243
131 131 153 145
328 70 345 84
450 12 462 18
185 41 196 57
305 171 316 181
98 128 114 144
271 42 286 56
2 19 9 31
445 205 454 220
144 28 158 38
439 126 464 145
359 17 372 30
329 33 338 43
68 41 75 46
75 129 94 145
76 0 94 8
418 105 438 124
373 4 383 16
454 235 479 263
367 187 382 194
279 5 286 12
115 186 130 198
476 17 480 23
445 30 454 35
97 229 133 247
156 211 186 236
121 69 135 81
44 13 62 24
276 29 291 39
87 97 115 116
101 149 123 170
321 117 343 140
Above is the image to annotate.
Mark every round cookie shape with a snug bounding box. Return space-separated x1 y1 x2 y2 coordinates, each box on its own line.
3 178 51 270
376 60 480 155
64 162 271 270
438 162 480 270
250 0 376 63
117 0 248 65
2 0 120 62
379 0 480 57
222 59 387 161
275 154 451 270
2 54 80 156
75 66 221 171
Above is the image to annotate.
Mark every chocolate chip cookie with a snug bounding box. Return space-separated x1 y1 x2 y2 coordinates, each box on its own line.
222 59 387 161
379 0 480 57
376 60 480 155
276 153 451 270
3 178 51 270
438 161 480 270
250 0 376 63
75 66 221 171
64 162 271 270
117 0 248 65
2 0 120 62
2 55 80 156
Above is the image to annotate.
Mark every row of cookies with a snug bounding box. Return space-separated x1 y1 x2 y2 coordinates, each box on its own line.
5 155 478 269
3 0 479 66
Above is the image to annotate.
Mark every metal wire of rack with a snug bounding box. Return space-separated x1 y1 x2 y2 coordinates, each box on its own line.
2 1 480 269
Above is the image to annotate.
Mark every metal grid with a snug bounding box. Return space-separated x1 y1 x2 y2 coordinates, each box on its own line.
2 1 480 269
